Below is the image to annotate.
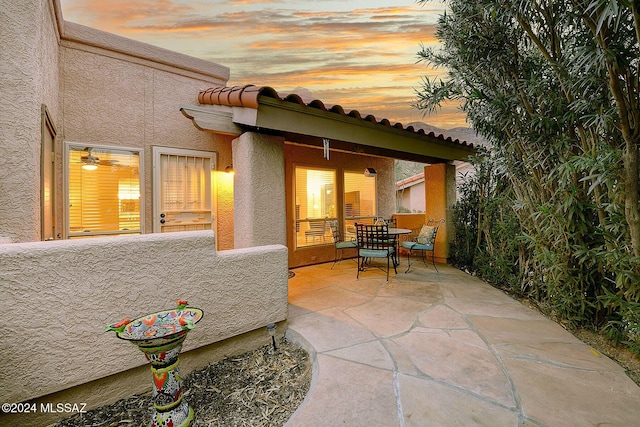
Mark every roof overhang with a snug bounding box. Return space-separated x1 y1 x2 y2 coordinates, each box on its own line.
181 90 476 164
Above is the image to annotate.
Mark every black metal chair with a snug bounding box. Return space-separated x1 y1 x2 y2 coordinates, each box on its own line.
401 218 445 273
327 220 358 269
355 223 397 281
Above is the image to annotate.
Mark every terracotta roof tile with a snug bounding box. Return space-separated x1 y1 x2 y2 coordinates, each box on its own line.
396 172 425 189
197 85 473 149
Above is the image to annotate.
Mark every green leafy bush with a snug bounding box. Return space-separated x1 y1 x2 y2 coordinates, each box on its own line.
421 0 640 354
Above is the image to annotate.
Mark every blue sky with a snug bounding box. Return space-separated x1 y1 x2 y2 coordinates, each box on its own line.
60 0 466 129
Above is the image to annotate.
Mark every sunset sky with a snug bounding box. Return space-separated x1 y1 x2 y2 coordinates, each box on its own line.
59 0 467 129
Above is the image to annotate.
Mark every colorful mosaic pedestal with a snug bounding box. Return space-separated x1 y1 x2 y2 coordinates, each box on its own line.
106 301 204 427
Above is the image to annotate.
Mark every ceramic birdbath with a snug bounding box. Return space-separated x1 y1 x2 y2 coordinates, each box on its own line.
106 300 204 427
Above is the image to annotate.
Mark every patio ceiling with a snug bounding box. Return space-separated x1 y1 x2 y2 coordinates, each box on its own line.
180 85 476 164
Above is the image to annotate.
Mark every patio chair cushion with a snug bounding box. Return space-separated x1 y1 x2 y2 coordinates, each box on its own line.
401 241 433 251
359 247 395 258
336 240 358 249
416 225 436 245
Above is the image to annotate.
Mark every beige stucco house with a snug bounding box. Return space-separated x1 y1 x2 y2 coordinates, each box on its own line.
1 0 474 261
0 0 474 423
397 172 427 213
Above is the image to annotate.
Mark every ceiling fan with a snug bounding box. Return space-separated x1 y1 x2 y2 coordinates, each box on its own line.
77 148 120 169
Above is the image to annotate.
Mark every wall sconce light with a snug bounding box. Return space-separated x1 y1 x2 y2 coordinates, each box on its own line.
266 322 277 351
364 167 377 177
224 164 233 173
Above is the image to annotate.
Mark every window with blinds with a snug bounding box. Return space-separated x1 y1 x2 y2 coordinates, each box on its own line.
67 144 141 238
153 147 214 233
344 170 377 240
160 154 209 212
294 166 336 248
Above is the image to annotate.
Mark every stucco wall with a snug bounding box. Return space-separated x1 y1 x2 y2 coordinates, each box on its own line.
376 159 396 220
0 231 288 403
0 0 60 243
1 0 236 243
398 181 426 213
424 163 456 260
59 22 232 236
233 132 287 248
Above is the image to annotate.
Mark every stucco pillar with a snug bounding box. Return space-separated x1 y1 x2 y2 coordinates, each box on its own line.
424 163 456 262
232 132 286 248
0 0 57 243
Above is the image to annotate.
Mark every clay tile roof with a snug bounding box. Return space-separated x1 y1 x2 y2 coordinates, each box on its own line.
197 85 473 148
396 172 425 189
283 93 305 105
307 99 325 109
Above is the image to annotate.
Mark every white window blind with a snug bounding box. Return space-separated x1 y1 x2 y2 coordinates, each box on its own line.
67 145 141 238
160 154 209 212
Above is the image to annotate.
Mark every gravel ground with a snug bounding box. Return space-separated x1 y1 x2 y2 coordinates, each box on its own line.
50 337 311 427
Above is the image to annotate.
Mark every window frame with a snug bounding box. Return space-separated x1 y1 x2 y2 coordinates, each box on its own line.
293 165 337 249
64 142 145 239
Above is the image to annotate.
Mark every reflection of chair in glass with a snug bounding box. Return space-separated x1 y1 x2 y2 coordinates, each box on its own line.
305 220 327 243
401 218 445 273
327 220 358 269
355 223 397 281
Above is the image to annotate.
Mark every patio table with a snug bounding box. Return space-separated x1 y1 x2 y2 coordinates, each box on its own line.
387 228 411 266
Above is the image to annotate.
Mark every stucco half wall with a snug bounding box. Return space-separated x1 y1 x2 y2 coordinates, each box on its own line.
0 231 288 404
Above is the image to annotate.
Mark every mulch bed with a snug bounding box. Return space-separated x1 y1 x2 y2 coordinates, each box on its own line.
51 337 311 427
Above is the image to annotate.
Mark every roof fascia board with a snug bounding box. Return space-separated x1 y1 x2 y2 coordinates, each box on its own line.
252 97 474 162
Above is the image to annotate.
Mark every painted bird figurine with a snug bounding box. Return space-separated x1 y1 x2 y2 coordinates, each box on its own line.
179 315 195 330
105 318 131 333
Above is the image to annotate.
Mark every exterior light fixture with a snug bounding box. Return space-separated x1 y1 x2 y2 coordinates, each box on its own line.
266 322 277 351
224 164 233 173
364 167 377 177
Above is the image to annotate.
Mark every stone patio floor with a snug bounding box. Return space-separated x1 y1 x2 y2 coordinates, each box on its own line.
284 260 640 427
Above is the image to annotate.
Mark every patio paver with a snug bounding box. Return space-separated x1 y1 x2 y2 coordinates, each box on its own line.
285 262 640 427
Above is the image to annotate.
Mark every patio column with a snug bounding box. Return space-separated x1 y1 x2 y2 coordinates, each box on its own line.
232 132 286 248
424 163 456 262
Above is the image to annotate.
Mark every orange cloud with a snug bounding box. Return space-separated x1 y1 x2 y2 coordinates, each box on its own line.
60 0 466 129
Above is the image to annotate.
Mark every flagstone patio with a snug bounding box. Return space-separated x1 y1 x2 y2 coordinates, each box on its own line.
284 261 640 426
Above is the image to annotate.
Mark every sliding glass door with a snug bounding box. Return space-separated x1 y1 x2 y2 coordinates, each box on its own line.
343 170 377 240
294 166 336 248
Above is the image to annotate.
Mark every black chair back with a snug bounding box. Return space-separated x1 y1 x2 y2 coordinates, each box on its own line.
356 223 395 250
